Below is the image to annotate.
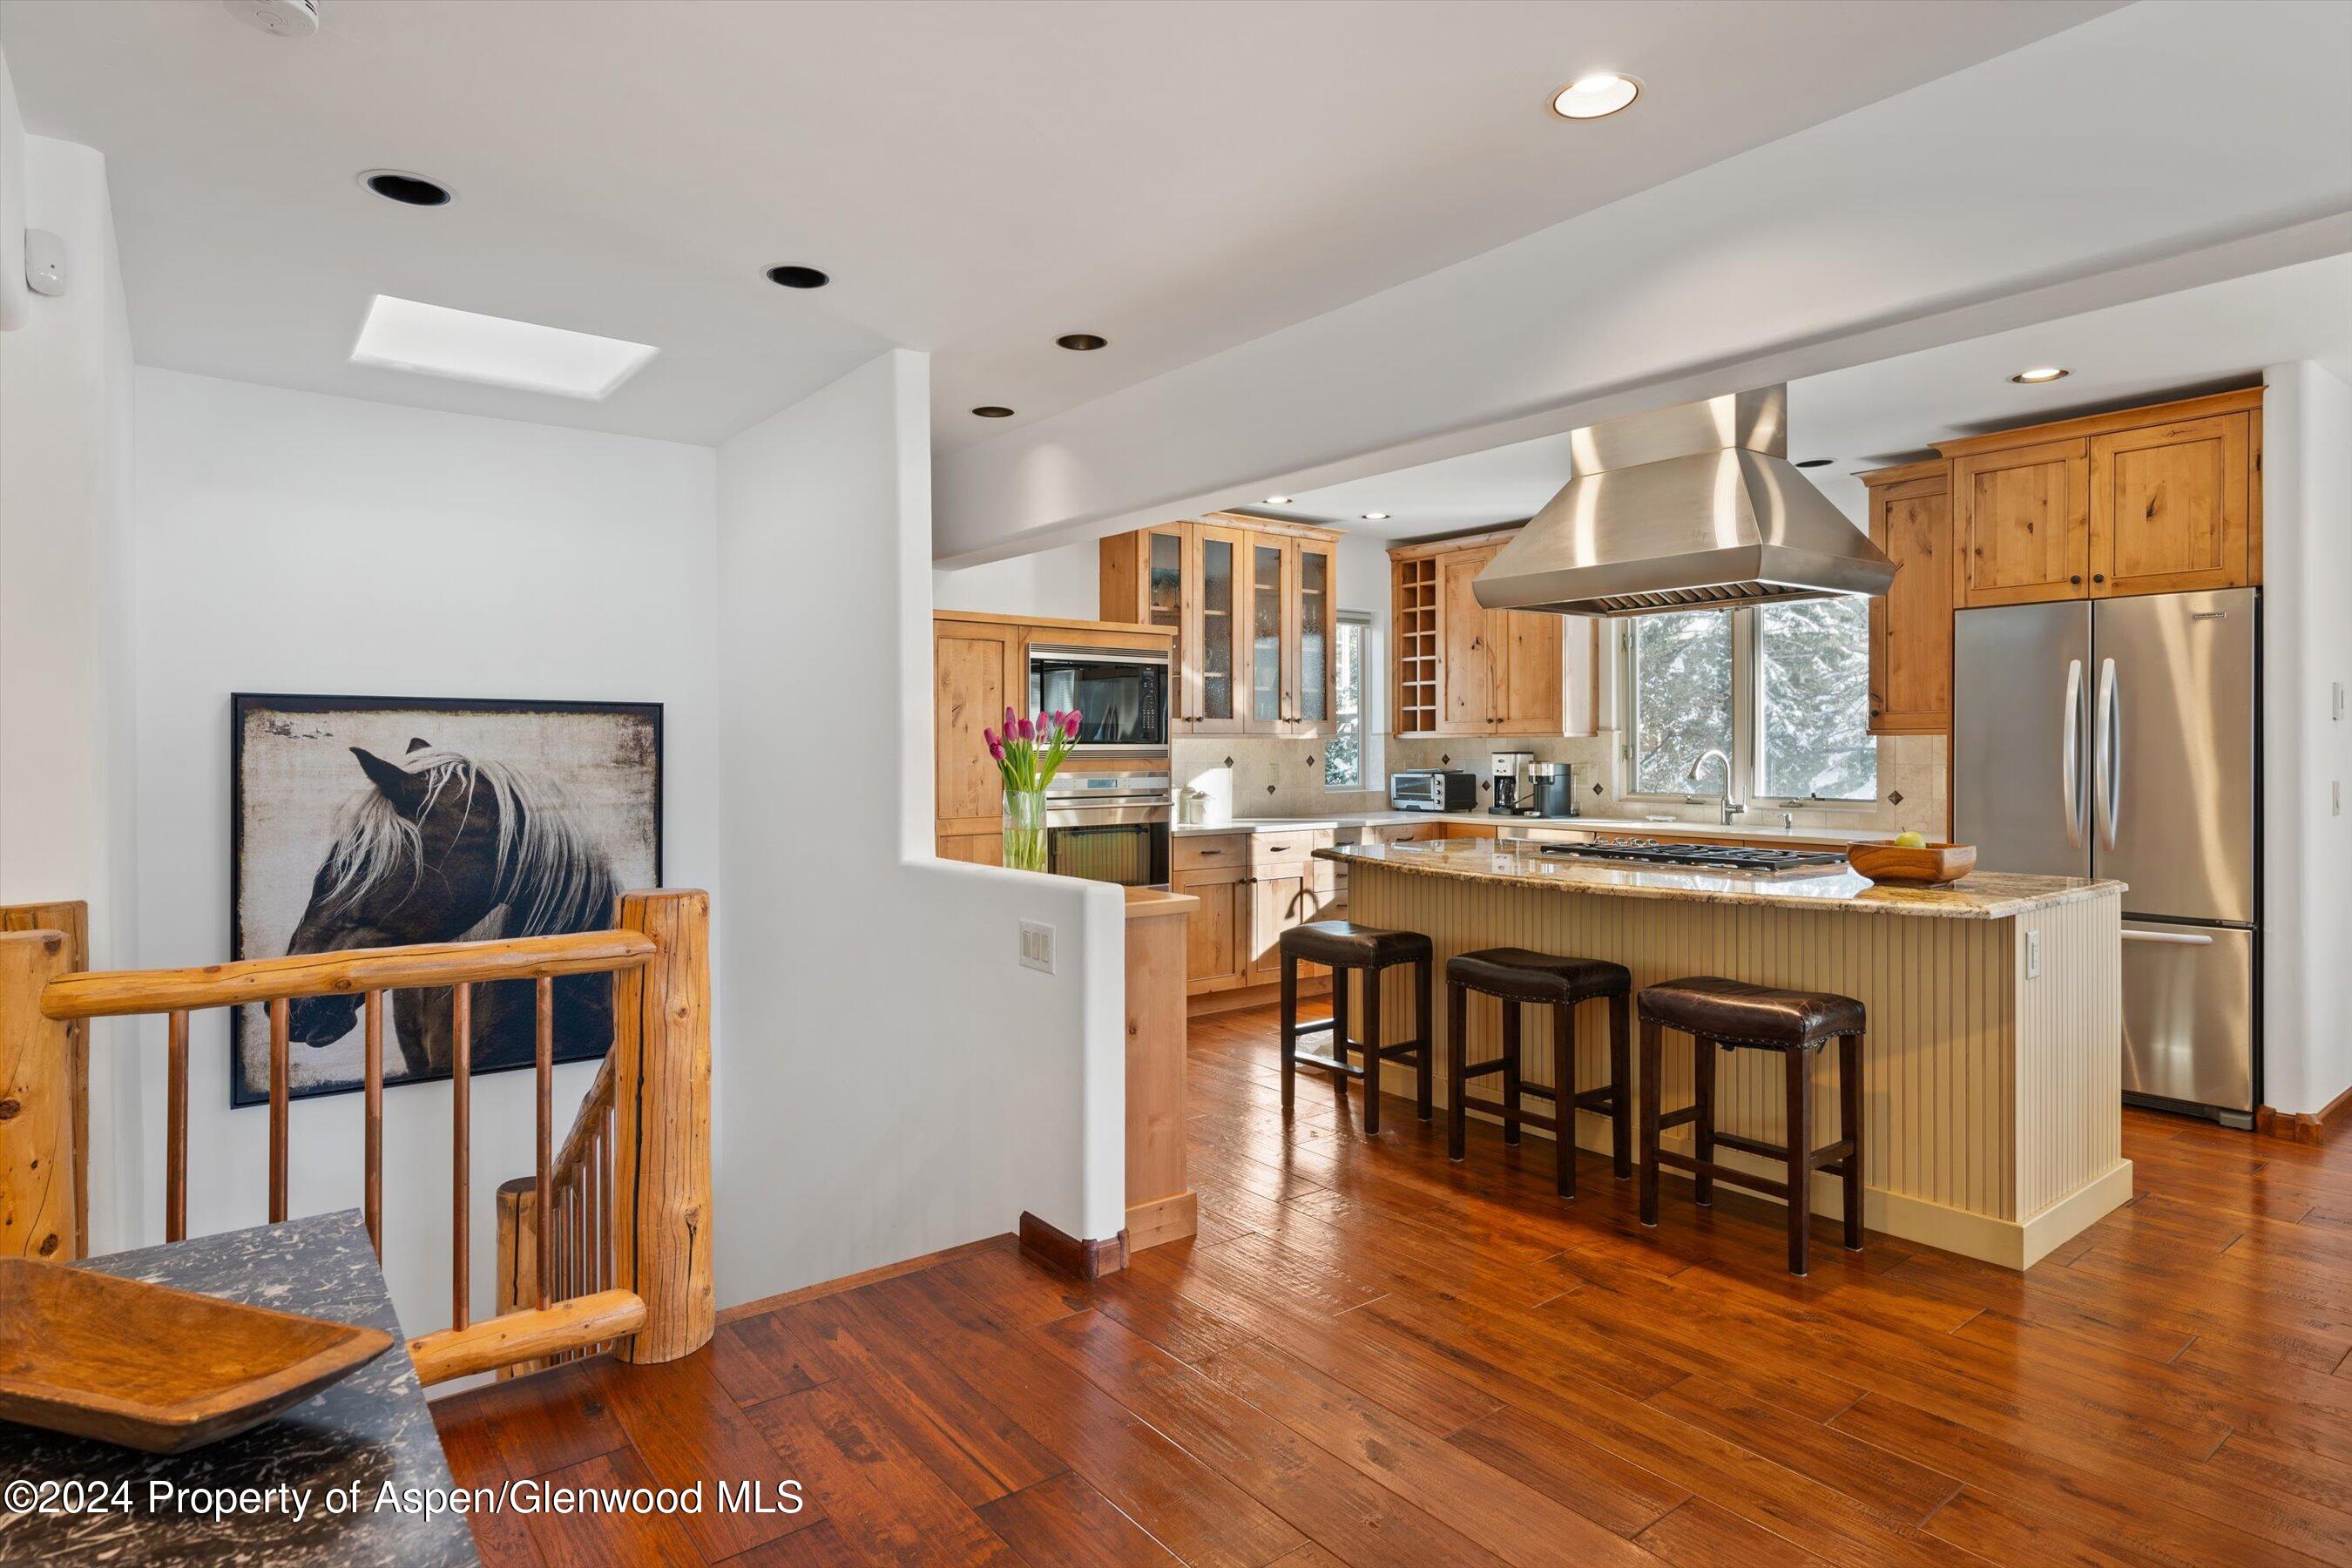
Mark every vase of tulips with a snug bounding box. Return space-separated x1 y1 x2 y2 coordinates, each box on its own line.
987 706 1081 873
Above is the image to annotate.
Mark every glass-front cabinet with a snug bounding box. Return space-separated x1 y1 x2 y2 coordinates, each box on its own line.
1099 513 1344 738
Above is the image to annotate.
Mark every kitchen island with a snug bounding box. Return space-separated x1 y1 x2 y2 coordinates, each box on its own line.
1325 840 2130 1269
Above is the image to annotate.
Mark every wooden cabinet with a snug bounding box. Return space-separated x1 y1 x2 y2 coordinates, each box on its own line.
930 611 1175 856
2089 410 2250 596
1391 531 1591 739
1101 514 1339 738
1170 828 1334 997
1941 388 2261 610
933 616 1026 838
1951 436 2090 607
1860 461 1954 736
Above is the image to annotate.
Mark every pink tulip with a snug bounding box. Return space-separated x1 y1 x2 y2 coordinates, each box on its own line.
988 740 1004 760
1017 717 1034 740
1064 712 1081 738
1004 706 1017 730
983 727 999 748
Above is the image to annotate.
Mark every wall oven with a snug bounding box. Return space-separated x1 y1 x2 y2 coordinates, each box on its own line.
1029 645 1169 755
1044 769 1172 889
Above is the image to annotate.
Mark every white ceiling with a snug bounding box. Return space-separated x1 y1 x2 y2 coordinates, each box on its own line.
1252 252 2352 537
0 0 2115 446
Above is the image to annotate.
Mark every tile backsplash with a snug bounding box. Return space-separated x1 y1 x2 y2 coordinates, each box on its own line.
1173 730 1948 837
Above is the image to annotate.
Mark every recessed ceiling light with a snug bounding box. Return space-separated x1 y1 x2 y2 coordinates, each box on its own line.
1056 333 1108 351
1551 73 1640 120
766 265 829 289
350 294 657 400
1362 512 1389 521
1264 496 1294 505
2011 366 2070 384
359 170 452 207
972 405 1015 418
1794 458 1834 469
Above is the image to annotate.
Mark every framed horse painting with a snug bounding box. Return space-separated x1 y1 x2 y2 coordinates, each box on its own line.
229 693 663 1106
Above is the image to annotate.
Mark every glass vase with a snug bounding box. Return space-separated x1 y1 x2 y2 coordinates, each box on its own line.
1002 787 1050 873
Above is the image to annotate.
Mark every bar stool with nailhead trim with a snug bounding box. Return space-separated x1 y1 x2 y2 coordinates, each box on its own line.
1279 922 1434 1135
1443 949 1632 1199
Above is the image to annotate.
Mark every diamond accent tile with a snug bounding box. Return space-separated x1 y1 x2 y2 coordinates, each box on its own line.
1888 789 1905 806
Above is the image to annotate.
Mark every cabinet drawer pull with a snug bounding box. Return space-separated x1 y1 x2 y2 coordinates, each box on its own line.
1197 848 1222 856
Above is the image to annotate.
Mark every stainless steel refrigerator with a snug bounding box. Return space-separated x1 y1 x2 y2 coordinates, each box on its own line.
1953 588 2259 1125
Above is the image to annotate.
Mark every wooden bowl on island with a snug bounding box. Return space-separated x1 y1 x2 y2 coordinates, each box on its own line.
1848 841 1977 886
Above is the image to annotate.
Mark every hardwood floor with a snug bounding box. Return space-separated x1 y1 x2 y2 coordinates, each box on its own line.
435 1003 2352 1565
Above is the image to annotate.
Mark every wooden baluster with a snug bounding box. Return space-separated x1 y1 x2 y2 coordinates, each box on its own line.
166 1010 189 1243
362 990 383 1258
535 975 553 1312
267 997 289 1223
451 983 472 1331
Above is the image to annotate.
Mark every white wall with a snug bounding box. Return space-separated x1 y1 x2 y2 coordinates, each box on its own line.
933 537 1098 621
715 350 1124 1308
2261 361 2352 1118
0 107 142 1253
130 368 722 1330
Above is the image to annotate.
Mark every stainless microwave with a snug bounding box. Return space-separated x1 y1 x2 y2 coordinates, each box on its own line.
1029 645 1170 755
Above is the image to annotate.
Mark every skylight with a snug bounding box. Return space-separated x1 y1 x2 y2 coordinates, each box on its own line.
349 295 658 400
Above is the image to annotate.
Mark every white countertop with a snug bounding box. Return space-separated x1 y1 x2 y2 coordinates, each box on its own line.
1175 811 1900 848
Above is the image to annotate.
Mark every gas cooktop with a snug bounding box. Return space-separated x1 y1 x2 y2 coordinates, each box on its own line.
1531 838 1849 880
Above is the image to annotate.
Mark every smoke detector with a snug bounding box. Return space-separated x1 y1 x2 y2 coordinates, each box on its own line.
223 0 319 37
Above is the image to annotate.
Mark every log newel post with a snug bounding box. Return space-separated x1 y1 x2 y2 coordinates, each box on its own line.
610 888 713 1363
0 926 78 1262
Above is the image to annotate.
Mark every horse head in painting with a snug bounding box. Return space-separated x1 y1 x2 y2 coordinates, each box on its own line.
285 740 619 1075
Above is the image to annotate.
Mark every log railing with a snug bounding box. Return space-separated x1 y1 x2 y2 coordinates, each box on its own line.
0 889 712 1386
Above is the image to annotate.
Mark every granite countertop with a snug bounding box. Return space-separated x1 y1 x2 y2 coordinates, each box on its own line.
0 1213 477 1566
1176 811 1901 848
1321 838 2124 919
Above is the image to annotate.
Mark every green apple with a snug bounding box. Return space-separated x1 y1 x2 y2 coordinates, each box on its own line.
1893 830 1928 848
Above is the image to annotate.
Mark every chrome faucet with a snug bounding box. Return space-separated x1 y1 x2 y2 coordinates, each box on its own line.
1686 748 1746 826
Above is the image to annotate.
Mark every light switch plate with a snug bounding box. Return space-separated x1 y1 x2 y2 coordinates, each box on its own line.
1018 920 1055 974
2025 930 2041 980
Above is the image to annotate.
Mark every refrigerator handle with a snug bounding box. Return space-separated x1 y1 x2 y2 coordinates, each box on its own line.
2061 658 2085 850
2094 656 2120 850
2122 929 2215 946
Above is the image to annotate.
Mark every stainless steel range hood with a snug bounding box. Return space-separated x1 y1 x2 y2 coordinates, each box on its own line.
1473 386 1894 618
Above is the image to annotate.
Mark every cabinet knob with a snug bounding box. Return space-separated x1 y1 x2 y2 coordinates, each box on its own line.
2070 575 2082 585
2092 574 2105 584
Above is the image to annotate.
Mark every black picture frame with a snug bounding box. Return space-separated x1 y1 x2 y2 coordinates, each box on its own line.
228 693 664 1108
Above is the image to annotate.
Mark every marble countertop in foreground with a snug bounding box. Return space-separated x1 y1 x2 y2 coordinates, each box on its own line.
1321 839 2123 919
0 1213 476 1566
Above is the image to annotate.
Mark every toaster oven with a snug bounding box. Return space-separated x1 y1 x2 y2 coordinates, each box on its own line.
1389 769 1477 813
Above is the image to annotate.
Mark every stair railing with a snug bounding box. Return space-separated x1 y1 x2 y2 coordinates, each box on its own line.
0 888 712 1385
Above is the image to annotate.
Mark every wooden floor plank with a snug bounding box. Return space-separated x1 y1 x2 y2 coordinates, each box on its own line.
435 1005 2352 1568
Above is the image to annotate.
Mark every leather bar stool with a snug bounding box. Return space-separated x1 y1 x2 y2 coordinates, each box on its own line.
1636 977 1867 1275
1444 949 1632 1199
1279 922 1434 1135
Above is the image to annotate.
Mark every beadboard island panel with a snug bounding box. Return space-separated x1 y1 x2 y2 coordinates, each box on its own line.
1331 842 2127 1268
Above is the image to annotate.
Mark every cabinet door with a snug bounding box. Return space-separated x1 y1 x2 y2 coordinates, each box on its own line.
1437 548 1500 734
1953 437 2090 607
935 832 1002 867
1868 474 1953 734
1247 870 1308 986
1498 607 1561 734
934 619 1023 835
1243 537 1290 733
1135 524 1195 721
2089 412 2249 597
1287 538 1336 737
1189 523 1249 734
1172 866 1248 990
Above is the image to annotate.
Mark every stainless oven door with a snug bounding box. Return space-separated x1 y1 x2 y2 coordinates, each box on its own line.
1029 646 1169 753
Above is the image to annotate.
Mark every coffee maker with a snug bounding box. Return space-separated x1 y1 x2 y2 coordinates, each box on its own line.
1528 760 1577 818
1490 751 1536 814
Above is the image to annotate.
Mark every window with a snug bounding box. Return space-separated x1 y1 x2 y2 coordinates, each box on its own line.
1624 603 1876 804
1326 612 1370 788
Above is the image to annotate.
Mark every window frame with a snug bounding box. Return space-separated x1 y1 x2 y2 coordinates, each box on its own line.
1618 603 1878 809
1325 609 1375 791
